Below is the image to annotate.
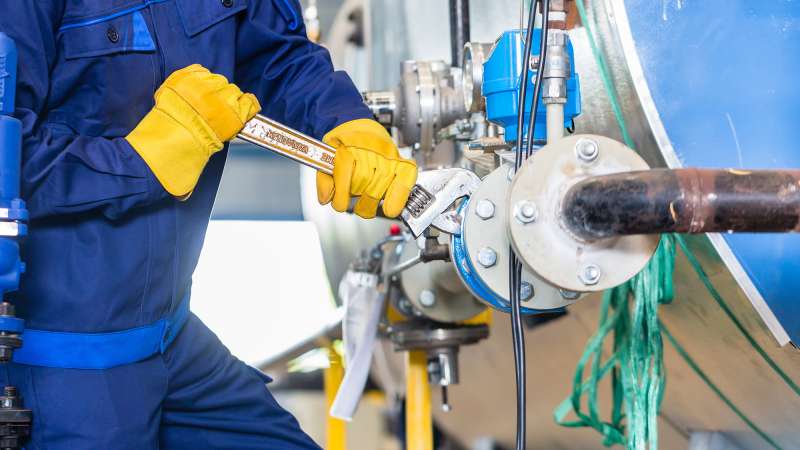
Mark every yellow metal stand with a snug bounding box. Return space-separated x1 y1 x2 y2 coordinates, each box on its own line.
324 347 347 450
406 350 433 450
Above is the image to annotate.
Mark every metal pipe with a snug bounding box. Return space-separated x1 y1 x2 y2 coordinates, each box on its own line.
449 0 470 67
384 255 422 277
546 103 564 143
561 168 800 240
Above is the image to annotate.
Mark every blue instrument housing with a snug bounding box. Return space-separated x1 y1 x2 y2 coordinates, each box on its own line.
482 29 581 144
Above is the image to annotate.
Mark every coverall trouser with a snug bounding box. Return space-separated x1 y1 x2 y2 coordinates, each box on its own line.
4 314 321 449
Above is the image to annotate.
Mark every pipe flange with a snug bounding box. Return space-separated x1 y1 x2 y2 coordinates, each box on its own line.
389 323 490 352
457 163 579 311
399 235 486 323
507 134 660 292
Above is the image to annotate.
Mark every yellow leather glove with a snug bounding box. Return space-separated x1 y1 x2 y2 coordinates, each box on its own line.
317 119 417 219
127 64 261 197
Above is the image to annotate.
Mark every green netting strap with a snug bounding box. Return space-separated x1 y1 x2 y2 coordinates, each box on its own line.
660 322 782 450
674 235 800 397
554 236 675 449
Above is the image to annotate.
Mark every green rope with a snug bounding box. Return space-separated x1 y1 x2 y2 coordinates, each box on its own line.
554 236 675 449
660 322 782 450
557 2 792 448
675 235 800 397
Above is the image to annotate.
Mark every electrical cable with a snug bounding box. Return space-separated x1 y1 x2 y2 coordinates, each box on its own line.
509 1 549 449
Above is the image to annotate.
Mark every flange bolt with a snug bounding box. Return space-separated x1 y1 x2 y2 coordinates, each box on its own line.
575 138 600 162
475 200 496 220
579 264 602 286
477 247 498 268
514 201 539 224
419 289 437 308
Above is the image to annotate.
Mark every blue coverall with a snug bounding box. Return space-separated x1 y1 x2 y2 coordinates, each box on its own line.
0 0 372 448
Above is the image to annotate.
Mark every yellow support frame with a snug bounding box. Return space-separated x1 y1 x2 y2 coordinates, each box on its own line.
406 350 433 450
324 347 347 450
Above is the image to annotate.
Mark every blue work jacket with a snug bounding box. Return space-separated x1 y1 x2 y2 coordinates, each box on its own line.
0 0 370 333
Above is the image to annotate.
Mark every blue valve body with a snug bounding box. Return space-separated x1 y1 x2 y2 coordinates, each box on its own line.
482 29 581 143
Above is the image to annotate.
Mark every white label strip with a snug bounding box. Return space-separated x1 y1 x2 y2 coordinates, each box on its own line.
238 115 336 175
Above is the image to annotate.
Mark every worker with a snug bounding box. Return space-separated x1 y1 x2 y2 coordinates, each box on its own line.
0 1 416 448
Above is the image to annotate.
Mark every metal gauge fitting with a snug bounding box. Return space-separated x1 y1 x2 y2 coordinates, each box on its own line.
507 134 660 292
396 61 466 155
462 42 493 113
452 163 581 313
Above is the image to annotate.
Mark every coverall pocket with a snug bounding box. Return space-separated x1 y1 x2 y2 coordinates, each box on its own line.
60 10 157 60
175 0 247 37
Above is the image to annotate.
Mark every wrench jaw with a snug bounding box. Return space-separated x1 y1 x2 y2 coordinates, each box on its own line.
400 169 481 237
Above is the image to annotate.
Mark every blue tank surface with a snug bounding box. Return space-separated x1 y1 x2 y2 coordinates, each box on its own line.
623 1 800 342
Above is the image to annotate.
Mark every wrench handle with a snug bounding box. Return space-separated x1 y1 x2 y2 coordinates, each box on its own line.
237 114 336 176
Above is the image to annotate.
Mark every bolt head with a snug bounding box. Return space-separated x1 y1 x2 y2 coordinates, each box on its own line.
514 201 539 224
578 264 602 286
419 289 437 308
559 289 581 300
475 199 496 220
477 247 498 268
520 282 534 301
575 138 600 162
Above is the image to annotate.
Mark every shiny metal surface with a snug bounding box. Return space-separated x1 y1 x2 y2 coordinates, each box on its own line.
402 168 482 237
508 134 658 292
399 234 486 323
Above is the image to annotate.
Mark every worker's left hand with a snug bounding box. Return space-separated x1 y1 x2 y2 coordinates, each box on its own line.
317 119 417 219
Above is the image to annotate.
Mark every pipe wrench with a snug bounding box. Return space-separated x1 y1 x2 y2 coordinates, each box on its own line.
238 115 480 237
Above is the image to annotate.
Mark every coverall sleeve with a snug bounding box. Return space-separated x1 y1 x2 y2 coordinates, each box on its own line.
234 0 373 139
1 2 169 221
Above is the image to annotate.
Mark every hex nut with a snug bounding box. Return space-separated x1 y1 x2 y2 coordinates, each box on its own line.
578 264 602 286
520 282 534 301
575 138 600 162
559 289 581 300
514 201 539 224
475 199 496 220
419 289 437 308
477 247 498 268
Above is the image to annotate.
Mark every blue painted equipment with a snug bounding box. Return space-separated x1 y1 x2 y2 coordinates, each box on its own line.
482 29 581 143
621 1 800 344
0 32 27 342
0 32 32 450
450 201 544 315
0 33 17 116
0 32 27 314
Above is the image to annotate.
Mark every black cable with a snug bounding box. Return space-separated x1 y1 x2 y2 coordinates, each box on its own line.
509 2 550 449
524 1 550 159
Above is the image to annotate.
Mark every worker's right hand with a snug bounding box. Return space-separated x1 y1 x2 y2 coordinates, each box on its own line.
126 64 261 198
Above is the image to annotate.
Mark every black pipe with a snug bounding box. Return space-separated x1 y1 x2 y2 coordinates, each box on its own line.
449 0 470 67
561 168 800 240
